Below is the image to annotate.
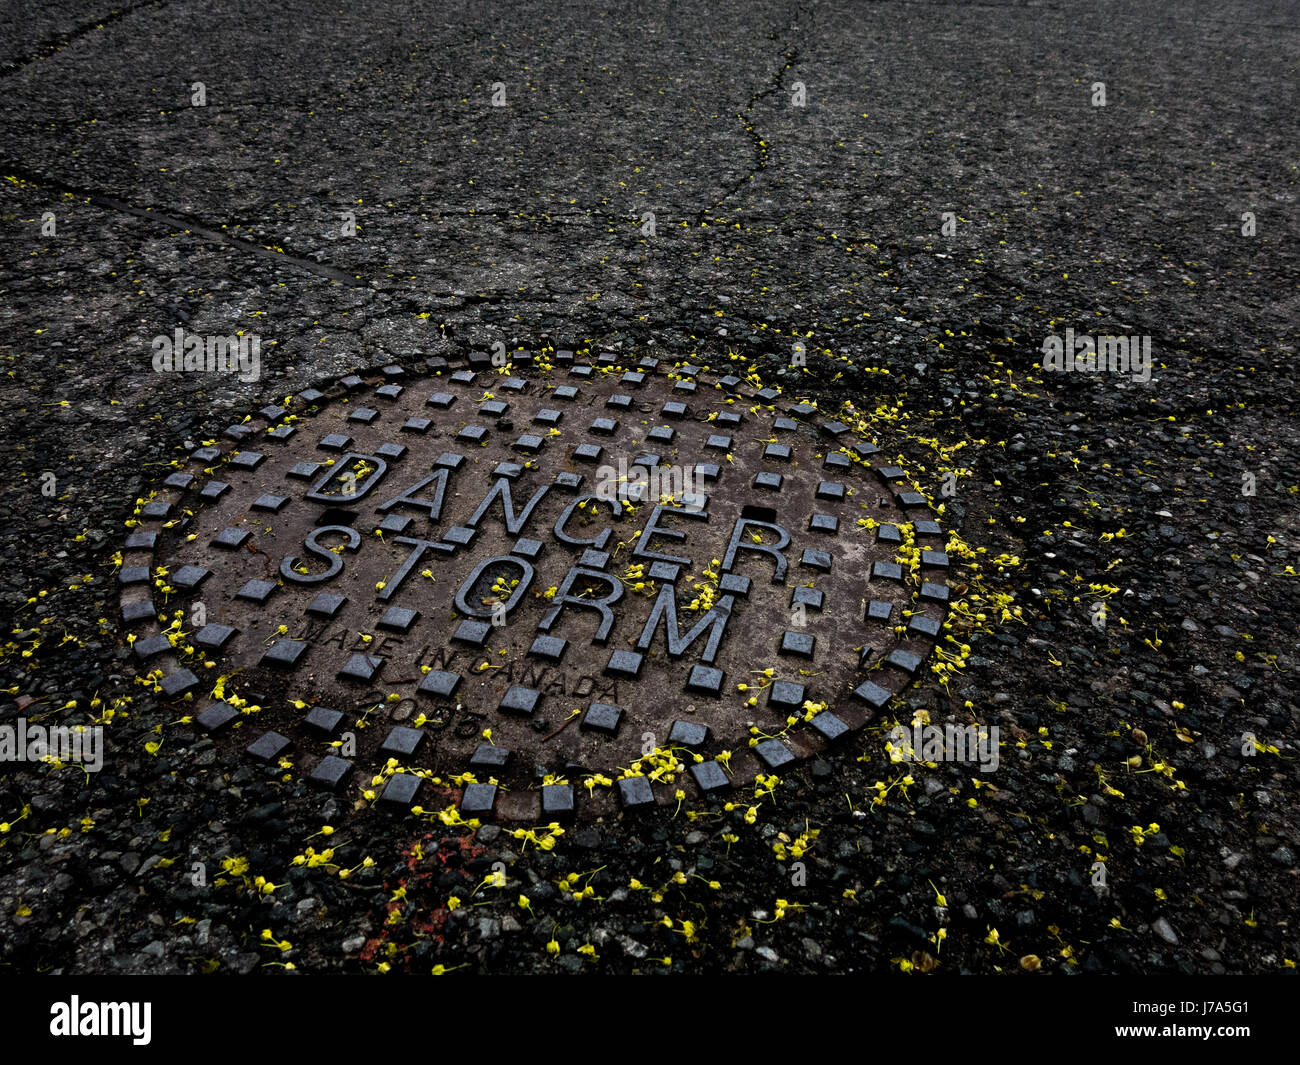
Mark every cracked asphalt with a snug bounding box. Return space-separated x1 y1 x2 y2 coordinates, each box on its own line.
0 0 1297 980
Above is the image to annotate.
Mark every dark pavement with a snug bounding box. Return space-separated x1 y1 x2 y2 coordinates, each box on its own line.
0 0 1297 976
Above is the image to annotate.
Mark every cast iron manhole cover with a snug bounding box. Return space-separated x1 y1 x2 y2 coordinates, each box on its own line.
119 350 951 820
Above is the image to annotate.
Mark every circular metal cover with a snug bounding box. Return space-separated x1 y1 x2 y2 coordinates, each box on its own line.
118 351 951 820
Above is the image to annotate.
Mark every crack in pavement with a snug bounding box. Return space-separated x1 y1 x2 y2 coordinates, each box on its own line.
695 2 813 223
0 1 170 79
3 165 636 306
3 161 368 286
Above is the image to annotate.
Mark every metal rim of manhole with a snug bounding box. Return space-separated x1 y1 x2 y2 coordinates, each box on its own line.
117 348 953 822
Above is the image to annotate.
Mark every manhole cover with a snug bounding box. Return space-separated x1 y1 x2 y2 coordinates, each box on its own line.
119 350 951 820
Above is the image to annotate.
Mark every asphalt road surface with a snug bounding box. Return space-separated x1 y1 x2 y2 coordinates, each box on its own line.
0 0 1297 979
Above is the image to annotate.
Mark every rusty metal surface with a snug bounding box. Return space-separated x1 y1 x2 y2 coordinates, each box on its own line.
119 351 949 819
